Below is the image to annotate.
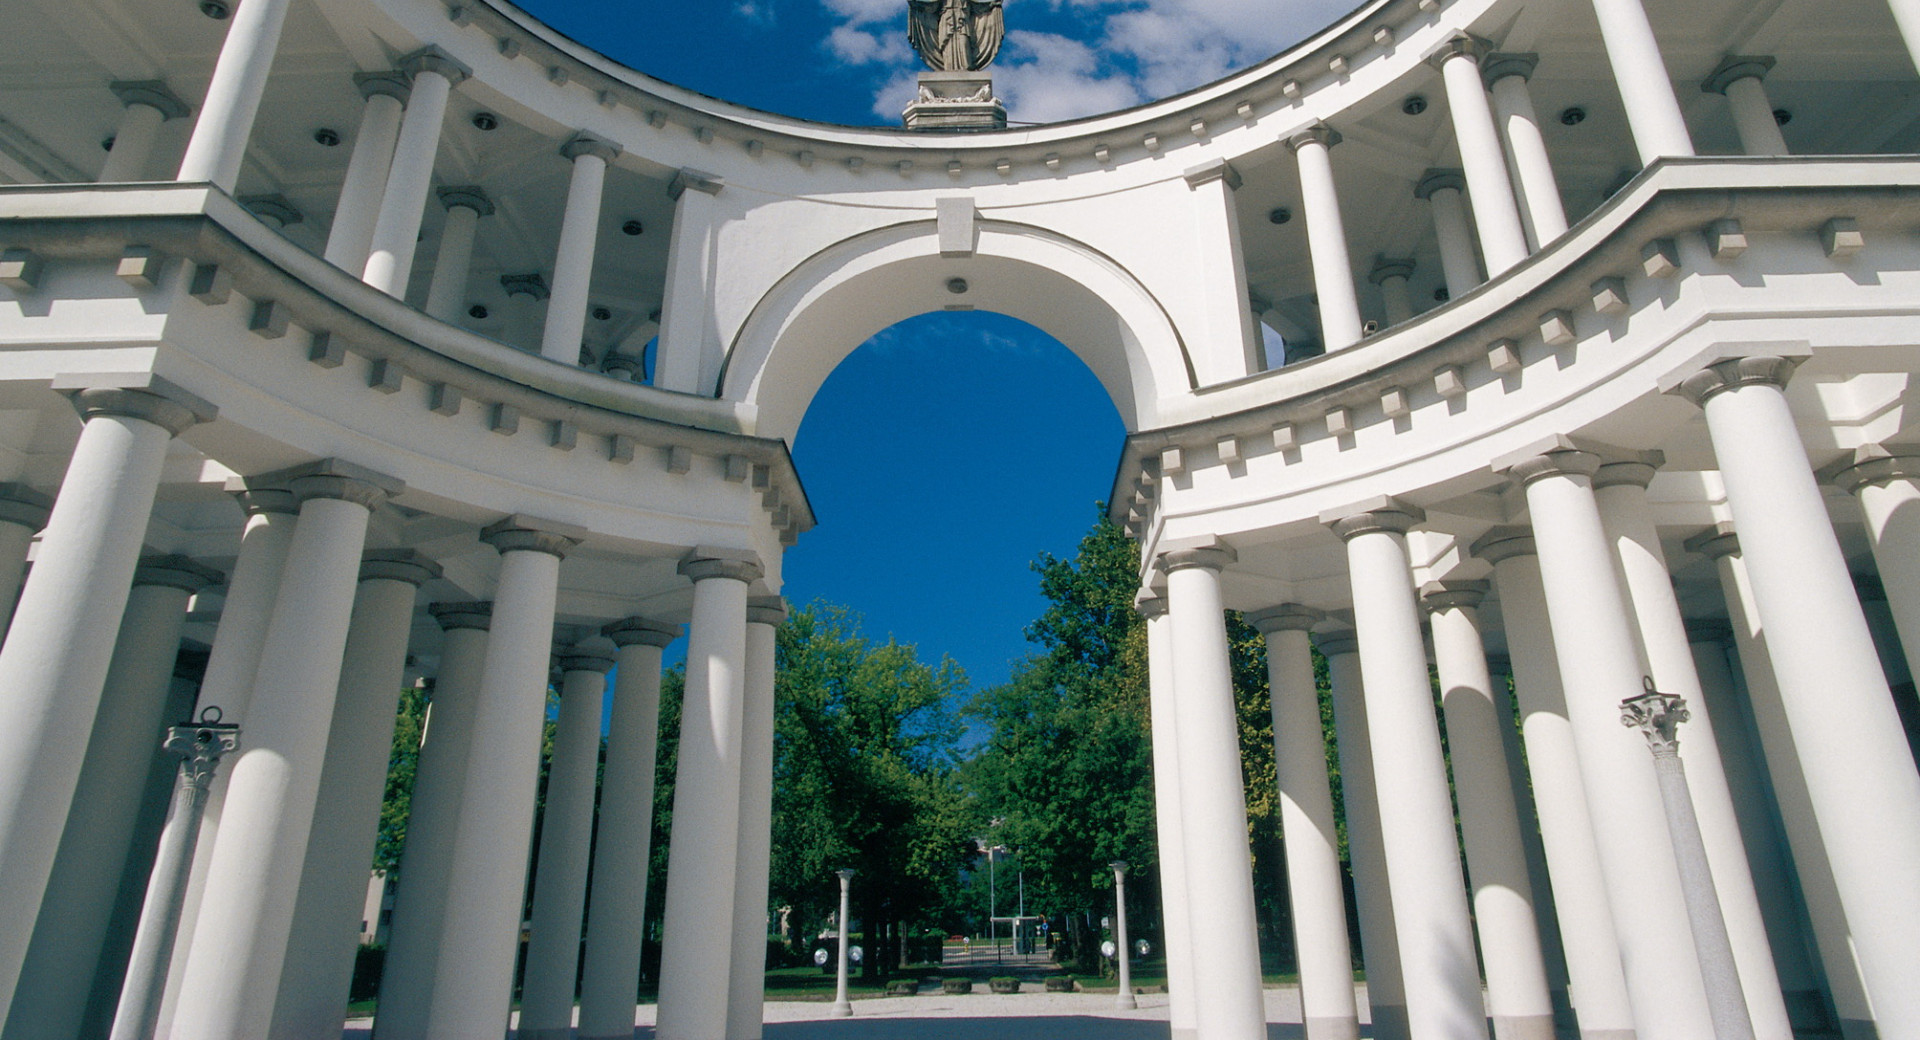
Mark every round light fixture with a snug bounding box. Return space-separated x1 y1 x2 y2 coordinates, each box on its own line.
199 0 230 18
1559 106 1587 126
591 306 612 321
621 219 644 236
471 112 499 132
101 136 116 152
946 277 969 294
313 128 341 147
1434 287 1450 302
1402 95 1428 116
1773 108 1792 125
1269 208 1292 225
468 304 489 319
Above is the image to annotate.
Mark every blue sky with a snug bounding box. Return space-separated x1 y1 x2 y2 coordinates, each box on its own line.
513 0 1355 688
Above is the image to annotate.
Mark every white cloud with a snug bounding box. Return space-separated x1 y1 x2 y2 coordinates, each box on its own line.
735 1 778 27
824 0 1361 124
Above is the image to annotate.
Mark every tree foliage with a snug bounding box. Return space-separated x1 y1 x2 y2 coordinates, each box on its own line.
374 683 430 876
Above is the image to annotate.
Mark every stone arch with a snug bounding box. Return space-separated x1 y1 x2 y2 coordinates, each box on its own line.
719 219 1195 442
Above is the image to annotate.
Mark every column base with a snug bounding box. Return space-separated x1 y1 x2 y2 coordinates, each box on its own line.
1493 1012 1558 1040
1578 1030 1637 1040
902 71 1006 131
1305 1014 1361 1040
1170 1028 1200 1040
1371 1003 1410 1040
1115 993 1137 1010
829 1001 853 1018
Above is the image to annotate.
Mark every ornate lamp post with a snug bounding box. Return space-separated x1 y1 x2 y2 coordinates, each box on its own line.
1620 678 1755 1040
109 708 241 1040
831 868 856 1017
1110 860 1136 1009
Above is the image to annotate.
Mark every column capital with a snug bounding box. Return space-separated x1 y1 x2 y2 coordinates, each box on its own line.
1244 603 1323 634
1469 526 1537 564
559 643 615 673
1182 158 1243 190
1425 32 1492 70
1592 458 1663 490
1683 522 1741 561
1415 168 1467 200
1824 446 1920 495
1132 588 1168 620
109 80 190 120
430 600 493 631
1684 617 1734 645
133 553 224 593
1505 449 1602 488
353 70 412 104
1313 630 1360 657
1368 256 1415 285
399 45 472 86
501 272 550 301
747 595 789 627
1282 124 1341 154
561 132 621 164
678 546 765 583
483 515 587 558
56 374 217 436
1156 544 1237 574
669 168 724 200
1419 579 1488 613
223 475 298 517
437 185 495 217
240 194 304 227
1701 55 1776 95
0 483 52 531
1480 52 1539 87
1323 498 1425 540
360 549 443 586
264 458 403 510
604 615 679 647
1620 686 1689 756
1669 355 1801 407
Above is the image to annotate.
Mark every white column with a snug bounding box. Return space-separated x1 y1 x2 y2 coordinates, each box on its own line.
1430 36 1530 276
578 617 678 1040
726 597 786 1040
1701 57 1789 156
1588 0 1695 164
654 170 727 394
422 518 578 1040
656 549 763 1040
1368 259 1415 327
1481 55 1569 249
1675 357 1920 1037
1113 861 1135 1008
1329 506 1488 1040
100 82 190 182
1592 461 1792 1039
1160 545 1265 1040
541 134 620 366
1508 450 1715 1040
1415 170 1481 299
1420 582 1556 1040
1684 620 1826 1031
322 72 410 271
422 187 492 323
520 644 617 1040
1286 125 1364 352
154 480 298 1036
175 0 294 190
270 551 439 1040
1472 532 1638 1040
5 556 217 1040
362 47 470 299
1830 448 1920 684
1690 531 1878 1040
1180 160 1262 381
1318 633 1406 1040
1247 605 1358 1040
171 461 397 1040
1890 0 1920 79
0 382 208 1015
0 484 52 626
1138 593 1198 1040
371 603 493 1040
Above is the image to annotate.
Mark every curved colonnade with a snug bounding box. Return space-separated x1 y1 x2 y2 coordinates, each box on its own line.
1 0 1919 1038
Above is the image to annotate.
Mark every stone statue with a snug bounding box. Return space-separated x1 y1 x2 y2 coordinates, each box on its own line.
908 0 1005 72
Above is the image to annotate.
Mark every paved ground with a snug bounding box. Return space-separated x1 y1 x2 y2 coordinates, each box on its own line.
344 987 1354 1038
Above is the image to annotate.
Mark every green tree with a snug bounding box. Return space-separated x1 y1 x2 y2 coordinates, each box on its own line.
374 683 431 875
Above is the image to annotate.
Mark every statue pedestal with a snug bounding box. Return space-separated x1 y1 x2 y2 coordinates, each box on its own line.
903 71 1006 131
